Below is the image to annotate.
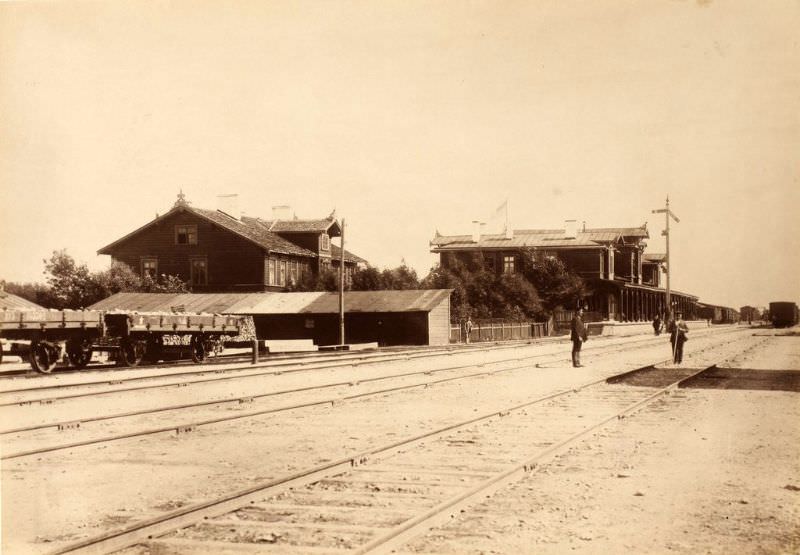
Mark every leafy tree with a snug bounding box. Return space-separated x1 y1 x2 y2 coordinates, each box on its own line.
378 262 419 290
421 249 584 321
519 249 587 312
350 267 382 291
11 250 189 309
43 250 94 309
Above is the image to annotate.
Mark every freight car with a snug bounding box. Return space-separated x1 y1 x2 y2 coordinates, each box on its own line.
769 301 799 328
0 309 242 373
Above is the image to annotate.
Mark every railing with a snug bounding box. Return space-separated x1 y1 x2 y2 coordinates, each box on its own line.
449 320 549 343
553 310 603 334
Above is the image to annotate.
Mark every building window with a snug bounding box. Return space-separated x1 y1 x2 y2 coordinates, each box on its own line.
141 258 158 279
175 225 198 245
484 253 496 273
290 260 299 284
503 255 516 274
320 233 330 252
279 260 287 286
190 258 207 285
268 259 277 286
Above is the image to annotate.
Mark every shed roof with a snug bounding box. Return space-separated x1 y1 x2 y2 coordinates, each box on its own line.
89 290 452 315
0 291 44 310
430 225 648 251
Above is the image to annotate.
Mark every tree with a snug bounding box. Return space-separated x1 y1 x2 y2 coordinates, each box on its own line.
43 250 94 309
350 267 382 291
379 262 419 290
28 250 189 309
519 249 587 313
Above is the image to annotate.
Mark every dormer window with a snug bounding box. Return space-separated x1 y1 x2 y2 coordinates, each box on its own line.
175 225 198 245
320 233 330 251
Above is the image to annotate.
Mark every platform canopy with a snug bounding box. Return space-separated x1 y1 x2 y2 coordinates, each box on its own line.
89 290 453 315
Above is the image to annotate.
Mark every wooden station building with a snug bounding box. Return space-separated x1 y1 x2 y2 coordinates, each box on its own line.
430 220 698 321
98 193 366 292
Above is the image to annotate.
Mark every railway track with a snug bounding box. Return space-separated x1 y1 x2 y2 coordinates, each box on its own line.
0 327 743 404
1 329 753 461
48 362 717 555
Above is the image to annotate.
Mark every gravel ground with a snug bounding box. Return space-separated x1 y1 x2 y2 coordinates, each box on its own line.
1 325 789 554
405 332 800 554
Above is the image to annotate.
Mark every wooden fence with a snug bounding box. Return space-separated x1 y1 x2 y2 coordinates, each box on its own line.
450 320 549 344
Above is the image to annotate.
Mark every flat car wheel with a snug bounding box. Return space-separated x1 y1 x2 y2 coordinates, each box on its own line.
190 335 207 364
66 339 93 369
30 341 54 374
118 339 145 367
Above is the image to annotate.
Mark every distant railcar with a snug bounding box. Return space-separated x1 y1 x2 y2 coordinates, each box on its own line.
769 302 799 328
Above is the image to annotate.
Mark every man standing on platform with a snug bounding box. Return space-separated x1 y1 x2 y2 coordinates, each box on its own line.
570 308 588 367
464 317 473 344
669 312 689 364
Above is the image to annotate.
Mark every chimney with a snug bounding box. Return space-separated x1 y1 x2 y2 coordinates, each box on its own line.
272 205 293 221
564 219 578 239
471 220 484 243
217 194 240 220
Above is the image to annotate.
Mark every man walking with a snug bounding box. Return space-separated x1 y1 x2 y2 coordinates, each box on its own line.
570 308 588 367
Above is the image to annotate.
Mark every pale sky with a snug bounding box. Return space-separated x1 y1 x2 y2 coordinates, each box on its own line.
1 0 798 309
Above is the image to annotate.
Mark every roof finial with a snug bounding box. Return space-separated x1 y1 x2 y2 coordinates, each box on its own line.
328 208 336 220
174 189 189 208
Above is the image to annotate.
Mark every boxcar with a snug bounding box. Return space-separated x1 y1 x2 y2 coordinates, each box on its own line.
769 301 799 328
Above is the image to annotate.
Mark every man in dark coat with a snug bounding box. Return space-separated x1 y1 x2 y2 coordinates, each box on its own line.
653 313 662 335
570 308 588 367
668 312 689 364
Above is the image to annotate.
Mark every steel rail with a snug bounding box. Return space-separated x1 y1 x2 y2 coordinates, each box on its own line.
0 338 545 398
47 363 664 555
1 331 703 437
3 358 550 460
0 355 529 435
1 329 712 406
358 364 717 554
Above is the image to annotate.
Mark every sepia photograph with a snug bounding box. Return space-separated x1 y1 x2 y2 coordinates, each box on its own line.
1 1 798 553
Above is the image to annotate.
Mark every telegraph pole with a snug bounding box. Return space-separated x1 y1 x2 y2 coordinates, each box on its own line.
652 196 680 319
339 218 346 346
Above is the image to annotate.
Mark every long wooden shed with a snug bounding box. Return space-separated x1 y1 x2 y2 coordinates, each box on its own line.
90 290 452 346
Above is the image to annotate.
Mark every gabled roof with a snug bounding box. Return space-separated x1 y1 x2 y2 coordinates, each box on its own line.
244 216 341 235
329 244 367 264
192 208 316 257
98 204 318 258
89 290 453 314
0 290 44 310
430 225 649 251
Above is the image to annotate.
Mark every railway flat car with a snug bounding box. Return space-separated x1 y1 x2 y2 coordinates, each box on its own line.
769 301 799 328
0 308 242 373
